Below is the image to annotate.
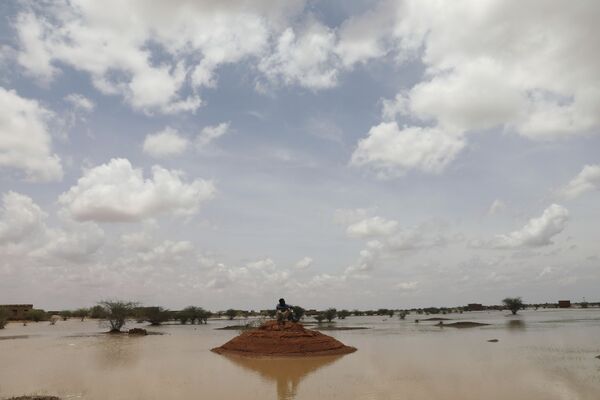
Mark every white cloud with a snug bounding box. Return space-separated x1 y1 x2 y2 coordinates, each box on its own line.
490 204 569 249
295 256 313 270
13 1 304 114
333 208 371 225
0 191 47 245
143 127 189 158
64 93 95 112
195 122 230 149
351 122 465 176
258 20 339 89
346 216 398 238
560 164 600 199
0 87 63 181
348 1 600 174
59 158 215 222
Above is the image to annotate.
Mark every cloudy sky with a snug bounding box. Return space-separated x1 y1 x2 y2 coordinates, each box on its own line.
1 0 599 311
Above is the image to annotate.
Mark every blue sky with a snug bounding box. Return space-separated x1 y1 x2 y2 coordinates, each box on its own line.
0 0 599 310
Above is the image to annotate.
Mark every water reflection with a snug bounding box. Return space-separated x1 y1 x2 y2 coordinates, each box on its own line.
94 335 141 368
221 354 343 400
507 319 526 331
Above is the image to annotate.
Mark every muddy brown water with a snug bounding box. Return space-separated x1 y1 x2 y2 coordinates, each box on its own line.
1 310 600 400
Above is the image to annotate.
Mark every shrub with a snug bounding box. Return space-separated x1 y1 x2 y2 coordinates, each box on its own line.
26 309 47 322
324 308 337 322
398 311 408 320
98 300 138 332
291 306 305 320
503 297 523 315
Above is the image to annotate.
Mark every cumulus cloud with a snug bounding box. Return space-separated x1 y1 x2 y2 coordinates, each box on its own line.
59 158 215 222
0 87 63 181
295 256 313 270
346 216 398 238
348 0 600 174
490 204 569 249
560 164 600 199
11 1 336 114
143 127 189 158
0 191 47 245
195 122 230 149
351 122 465 176
258 20 339 89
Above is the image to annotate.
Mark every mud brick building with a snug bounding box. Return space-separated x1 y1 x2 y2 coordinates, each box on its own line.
0 304 33 320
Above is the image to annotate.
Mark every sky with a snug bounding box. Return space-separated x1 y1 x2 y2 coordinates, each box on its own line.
0 0 599 311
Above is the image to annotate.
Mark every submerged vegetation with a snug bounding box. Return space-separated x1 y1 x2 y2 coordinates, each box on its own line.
503 297 524 315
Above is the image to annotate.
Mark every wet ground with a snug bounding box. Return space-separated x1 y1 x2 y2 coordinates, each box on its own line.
1 309 599 400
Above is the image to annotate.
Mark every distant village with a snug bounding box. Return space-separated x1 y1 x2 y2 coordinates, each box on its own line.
1 299 597 322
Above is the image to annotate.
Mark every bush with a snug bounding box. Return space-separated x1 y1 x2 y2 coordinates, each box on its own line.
0 308 8 329
503 297 523 315
324 308 337 322
291 306 305 320
98 300 137 332
26 309 47 322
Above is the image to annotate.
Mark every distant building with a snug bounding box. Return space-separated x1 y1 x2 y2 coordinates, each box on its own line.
467 303 484 311
0 304 33 320
558 300 571 308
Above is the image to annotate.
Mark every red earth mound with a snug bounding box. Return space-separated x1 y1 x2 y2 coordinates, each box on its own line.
211 320 357 357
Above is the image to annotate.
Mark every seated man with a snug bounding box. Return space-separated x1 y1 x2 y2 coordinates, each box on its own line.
276 298 293 326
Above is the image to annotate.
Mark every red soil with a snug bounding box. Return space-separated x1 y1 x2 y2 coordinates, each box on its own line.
212 320 357 357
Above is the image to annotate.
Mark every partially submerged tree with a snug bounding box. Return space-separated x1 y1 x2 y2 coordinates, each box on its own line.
89 305 108 319
324 308 337 322
99 300 137 332
72 308 89 321
225 309 238 320
292 306 305 321
314 313 325 323
59 310 72 321
144 306 171 326
503 297 524 315
337 309 350 319
398 311 408 320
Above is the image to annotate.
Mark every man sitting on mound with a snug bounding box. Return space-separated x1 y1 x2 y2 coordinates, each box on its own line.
276 298 295 327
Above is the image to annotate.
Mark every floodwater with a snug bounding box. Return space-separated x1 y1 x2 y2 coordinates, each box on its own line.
1 310 600 400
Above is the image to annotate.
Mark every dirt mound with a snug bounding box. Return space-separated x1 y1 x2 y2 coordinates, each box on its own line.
212 320 356 357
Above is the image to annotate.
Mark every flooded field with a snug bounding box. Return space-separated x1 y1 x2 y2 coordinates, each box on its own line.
1 310 599 400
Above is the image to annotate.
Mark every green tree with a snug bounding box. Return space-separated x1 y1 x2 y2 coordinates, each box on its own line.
314 313 325 323
144 306 170 325
503 297 523 315
324 308 337 322
398 311 408 320
225 309 238 320
99 300 137 332
338 309 350 319
59 310 72 321
72 308 89 321
291 306 305 320
89 305 108 319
